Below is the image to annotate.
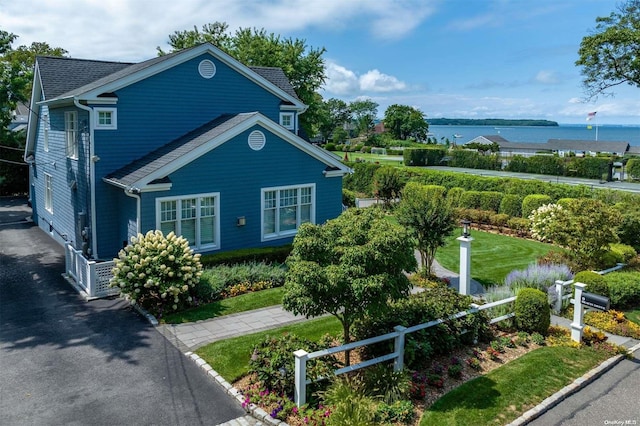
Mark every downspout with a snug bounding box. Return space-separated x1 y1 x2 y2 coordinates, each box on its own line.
74 99 98 259
124 187 141 236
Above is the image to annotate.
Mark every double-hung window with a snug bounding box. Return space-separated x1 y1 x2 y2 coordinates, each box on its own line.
44 173 53 213
65 111 78 159
279 112 295 130
262 184 314 240
157 193 219 250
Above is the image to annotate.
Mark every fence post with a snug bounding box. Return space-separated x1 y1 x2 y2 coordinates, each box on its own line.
571 282 587 343
554 280 564 314
393 326 406 372
294 349 308 407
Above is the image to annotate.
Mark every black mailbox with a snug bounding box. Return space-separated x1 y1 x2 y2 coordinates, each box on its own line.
581 292 610 311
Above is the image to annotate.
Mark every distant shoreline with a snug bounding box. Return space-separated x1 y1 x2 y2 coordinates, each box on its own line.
428 118 558 126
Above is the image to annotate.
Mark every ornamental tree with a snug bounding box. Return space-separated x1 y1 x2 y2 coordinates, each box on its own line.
282 208 417 365
395 182 456 276
383 104 429 141
372 166 402 207
529 199 621 269
110 230 203 315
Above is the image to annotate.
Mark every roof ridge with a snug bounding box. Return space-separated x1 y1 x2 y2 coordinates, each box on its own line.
37 55 134 66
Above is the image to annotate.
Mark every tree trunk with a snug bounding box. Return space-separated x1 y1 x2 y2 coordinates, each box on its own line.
342 320 352 367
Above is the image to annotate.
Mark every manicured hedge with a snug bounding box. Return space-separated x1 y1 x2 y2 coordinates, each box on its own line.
446 187 465 208
448 150 501 170
605 272 640 308
479 191 503 212
200 245 292 267
343 162 382 195
499 194 523 217
403 147 448 166
505 155 565 176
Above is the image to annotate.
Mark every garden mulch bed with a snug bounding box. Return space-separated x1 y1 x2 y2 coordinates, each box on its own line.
233 330 543 426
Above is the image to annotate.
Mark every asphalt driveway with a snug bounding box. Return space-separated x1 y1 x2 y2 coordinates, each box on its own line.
0 197 245 425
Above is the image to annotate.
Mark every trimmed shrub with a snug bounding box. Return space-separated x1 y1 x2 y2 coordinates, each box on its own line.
373 166 402 204
605 272 640 308
556 198 575 208
499 194 523 217
403 146 447 166
479 191 503 212
110 230 203 315
200 245 292 266
627 158 640 179
449 150 501 170
507 217 530 237
343 162 381 195
522 194 553 218
459 190 483 210
324 143 336 151
566 156 611 180
446 187 465 208
573 271 608 297
514 288 550 335
490 213 510 228
609 243 637 263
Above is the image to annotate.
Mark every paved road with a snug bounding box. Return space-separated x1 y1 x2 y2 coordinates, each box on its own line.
426 166 640 193
528 349 640 426
0 197 246 425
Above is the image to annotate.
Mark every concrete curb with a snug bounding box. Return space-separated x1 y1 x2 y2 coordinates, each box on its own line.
507 341 640 426
184 352 286 426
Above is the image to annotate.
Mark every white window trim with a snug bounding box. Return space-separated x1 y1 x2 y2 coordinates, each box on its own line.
44 173 53 213
94 107 117 130
261 183 315 242
43 114 49 152
279 112 295 131
155 192 220 251
65 111 78 159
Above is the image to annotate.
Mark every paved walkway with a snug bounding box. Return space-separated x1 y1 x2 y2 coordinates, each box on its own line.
160 258 485 351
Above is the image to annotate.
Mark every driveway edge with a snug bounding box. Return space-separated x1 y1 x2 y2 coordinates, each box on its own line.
185 352 286 426
508 342 640 426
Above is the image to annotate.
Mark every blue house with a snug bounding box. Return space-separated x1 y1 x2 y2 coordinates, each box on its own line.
24 43 349 294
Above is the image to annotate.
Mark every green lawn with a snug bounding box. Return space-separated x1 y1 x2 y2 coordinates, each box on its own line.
420 346 611 426
625 307 640 325
162 287 285 324
435 229 556 287
196 316 342 382
329 150 405 166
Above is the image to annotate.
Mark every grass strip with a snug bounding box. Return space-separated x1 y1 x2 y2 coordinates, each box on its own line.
435 229 556 287
162 287 285 324
420 346 610 426
625 307 640 325
196 316 342 382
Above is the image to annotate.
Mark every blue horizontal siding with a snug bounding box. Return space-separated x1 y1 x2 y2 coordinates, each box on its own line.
100 125 342 257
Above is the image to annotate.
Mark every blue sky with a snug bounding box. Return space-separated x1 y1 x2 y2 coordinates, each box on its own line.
1 0 638 124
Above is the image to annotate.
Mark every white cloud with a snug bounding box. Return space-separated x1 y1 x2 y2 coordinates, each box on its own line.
0 0 437 61
534 70 559 85
323 61 408 96
359 70 407 93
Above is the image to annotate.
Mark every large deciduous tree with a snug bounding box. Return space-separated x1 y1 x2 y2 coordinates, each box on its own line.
396 182 456 276
576 0 640 99
383 104 429 141
282 208 417 365
317 97 351 143
349 99 378 137
158 22 326 137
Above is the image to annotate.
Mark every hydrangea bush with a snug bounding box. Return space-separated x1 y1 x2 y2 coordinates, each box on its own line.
529 203 565 243
109 230 203 315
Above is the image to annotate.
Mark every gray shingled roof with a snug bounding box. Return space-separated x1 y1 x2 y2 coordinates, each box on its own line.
104 113 258 188
546 139 629 153
39 44 300 102
627 146 640 155
36 56 133 100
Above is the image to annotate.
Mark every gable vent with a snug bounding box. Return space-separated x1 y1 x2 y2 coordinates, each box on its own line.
198 60 216 79
248 130 266 151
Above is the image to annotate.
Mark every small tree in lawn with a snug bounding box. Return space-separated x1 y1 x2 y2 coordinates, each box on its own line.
373 166 402 208
395 182 456 277
282 208 417 366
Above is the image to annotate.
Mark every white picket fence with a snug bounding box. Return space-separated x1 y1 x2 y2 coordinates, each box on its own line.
293 296 516 406
64 243 118 299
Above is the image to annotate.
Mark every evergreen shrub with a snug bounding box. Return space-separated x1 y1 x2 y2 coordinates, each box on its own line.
573 271 608 297
522 194 553 218
514 288 550 335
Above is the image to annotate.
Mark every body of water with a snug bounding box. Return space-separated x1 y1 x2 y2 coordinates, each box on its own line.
428 124 640 147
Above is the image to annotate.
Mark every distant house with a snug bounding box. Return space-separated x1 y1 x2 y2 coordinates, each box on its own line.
465 135 630 158
10 102 29 132
24 43 350 267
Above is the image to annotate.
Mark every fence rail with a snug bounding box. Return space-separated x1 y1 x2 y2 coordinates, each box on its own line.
64 243 118 299
293 295 517 407
553 263 625 313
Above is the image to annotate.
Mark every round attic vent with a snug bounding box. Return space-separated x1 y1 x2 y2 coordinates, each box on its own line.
198 60 216 79
248 130 266 151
